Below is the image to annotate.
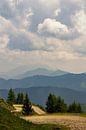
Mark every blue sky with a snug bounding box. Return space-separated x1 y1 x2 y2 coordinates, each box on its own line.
0 0 86 73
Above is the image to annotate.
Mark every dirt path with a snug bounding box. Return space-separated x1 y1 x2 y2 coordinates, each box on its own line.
22 115 86 130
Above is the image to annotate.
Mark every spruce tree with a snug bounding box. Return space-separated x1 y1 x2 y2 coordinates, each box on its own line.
68 101 82 113
46 94 67 113
22 93 32 115
46 93 57 113
77 103 82 113
56 96 67 113
7 88 15 105
68 101 77 113
16 93 24 104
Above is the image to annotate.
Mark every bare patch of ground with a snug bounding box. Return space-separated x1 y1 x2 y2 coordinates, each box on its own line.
22 115 86 130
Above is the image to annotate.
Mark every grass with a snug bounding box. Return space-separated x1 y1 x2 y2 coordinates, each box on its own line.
0 99 14 111
0 107 68 130
47 112 86 117
0 99 69 130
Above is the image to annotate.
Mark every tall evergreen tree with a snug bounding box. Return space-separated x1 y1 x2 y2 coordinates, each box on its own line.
16 93 24 104
46 93 57 113
7 88 15 105
56 96 67 113
46 94 67 113
68 101 82 113
77 103 82 113
22 93 32 115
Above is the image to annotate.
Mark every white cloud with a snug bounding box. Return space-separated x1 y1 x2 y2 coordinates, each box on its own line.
72 10 86 35
38 18 69 37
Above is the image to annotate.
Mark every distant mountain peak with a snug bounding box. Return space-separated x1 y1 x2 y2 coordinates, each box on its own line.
15 68 69 79
0 67 70 79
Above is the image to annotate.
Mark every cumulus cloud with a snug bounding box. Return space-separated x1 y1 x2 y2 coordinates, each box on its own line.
38 18 70 38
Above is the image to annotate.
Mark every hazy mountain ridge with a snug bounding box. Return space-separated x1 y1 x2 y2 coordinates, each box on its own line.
0 73 86 107
0 73 86 92
0 68 69 79
16 68 69 79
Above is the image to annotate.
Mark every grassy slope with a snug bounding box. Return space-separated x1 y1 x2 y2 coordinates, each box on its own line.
0 99 14 111
0 100 68 130
0 107 69 130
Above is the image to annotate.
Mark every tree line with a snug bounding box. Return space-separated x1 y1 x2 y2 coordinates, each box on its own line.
46 93 82 113
7 88 32 115
7 88 82 115
7 88 24 105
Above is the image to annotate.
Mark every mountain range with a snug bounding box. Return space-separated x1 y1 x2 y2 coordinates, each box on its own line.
0 68 86 106
16 68 69 79
0 68 69 79
0 73 86 92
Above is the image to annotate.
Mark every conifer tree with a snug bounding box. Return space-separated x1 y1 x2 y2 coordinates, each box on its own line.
22 93 32 115
77 103 82 113
68 101 82 113
46 93 57 113
7 88 15 105
56 96 67 113
16 93 24 104
46 94 67 113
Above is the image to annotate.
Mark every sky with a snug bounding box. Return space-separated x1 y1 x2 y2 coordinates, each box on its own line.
0 0 86 73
